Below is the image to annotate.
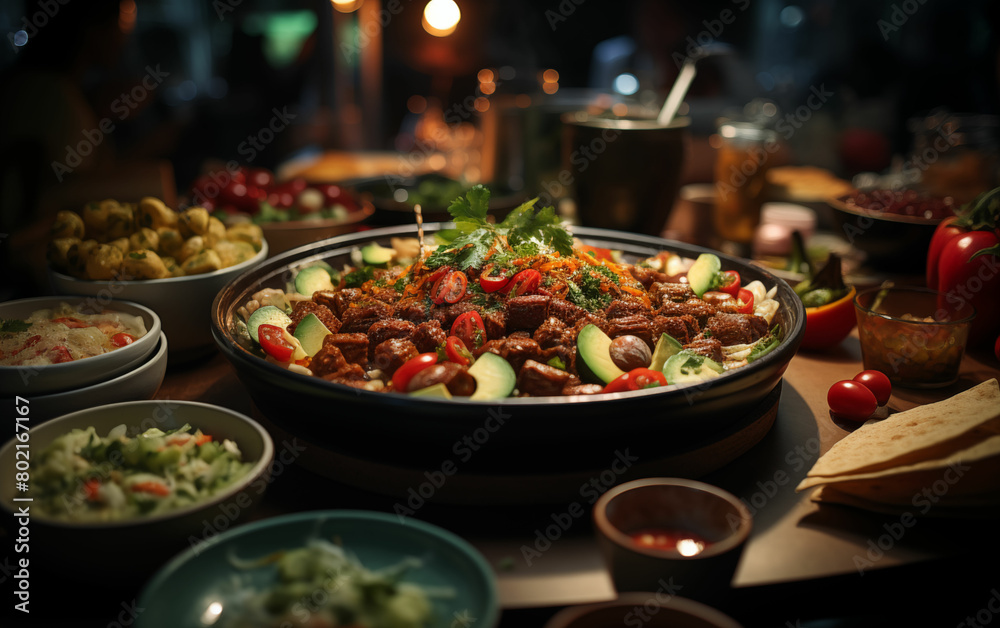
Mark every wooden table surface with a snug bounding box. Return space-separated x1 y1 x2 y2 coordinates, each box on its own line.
58 330 990 628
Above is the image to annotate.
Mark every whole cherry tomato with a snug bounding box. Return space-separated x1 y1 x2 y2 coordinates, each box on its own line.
444 335 474 366
258 324 294 362
852 370 891 406
451 311 486 348
827 380 877 422
245 167 274 191
926 215 966 289
505 269 542 296
391 353 439 391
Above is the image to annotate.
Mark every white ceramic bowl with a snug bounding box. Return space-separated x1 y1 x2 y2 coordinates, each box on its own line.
0 399 274 581
0 296 161 396
14 331 168 422
49 239 267 362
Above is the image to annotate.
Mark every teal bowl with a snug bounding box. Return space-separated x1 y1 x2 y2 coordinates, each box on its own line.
136 509 500 628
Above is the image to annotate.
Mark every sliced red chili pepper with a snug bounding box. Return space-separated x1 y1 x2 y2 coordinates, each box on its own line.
450 311 486 348
602 368 668 394
258 324 295 362
444 335 474 366
392 352 439 391
479 264 510 293
131 481 171 496
52 317 90 329
737 288 755 315
111 332 135 347
717 270 740 298
48 345 73 363
505 269 541 296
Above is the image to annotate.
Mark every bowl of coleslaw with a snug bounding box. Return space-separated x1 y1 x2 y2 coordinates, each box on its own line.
0 296 161 396
0 400 274 579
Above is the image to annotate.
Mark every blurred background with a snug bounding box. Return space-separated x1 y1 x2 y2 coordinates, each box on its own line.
1 0 999 287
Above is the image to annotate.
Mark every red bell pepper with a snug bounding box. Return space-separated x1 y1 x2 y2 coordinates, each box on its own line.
926 187 1000 345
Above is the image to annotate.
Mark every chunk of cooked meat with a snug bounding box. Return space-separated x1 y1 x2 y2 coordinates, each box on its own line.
411 320 447 353
339 300 393 334
287 300 341 335
683 337 723 363
372 338 419 375
322 333 369 366
704 313 769 346
650 314 699 346
517 359 571 397
367 318 416 359
658 298 717 327
407 361 476 396
506 295 551 332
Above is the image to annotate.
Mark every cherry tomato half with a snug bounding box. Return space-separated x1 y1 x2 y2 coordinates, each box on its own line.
479 264 510 293
432 270 468 304
391 352 439 391
737 288 754 315
444 335 474 366
505 269 542 296
602 368 668 394
258 324 295 362
717 270 741 298
111 332 135 347
451 311 486 348
827 380 878 422
853 370 892 406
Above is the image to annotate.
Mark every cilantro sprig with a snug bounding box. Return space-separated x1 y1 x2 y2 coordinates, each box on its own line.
426 185 574 269
0 319 32 334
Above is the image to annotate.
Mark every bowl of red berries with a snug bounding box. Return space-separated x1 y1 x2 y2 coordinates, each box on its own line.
827 188 956 272
187 165 374 256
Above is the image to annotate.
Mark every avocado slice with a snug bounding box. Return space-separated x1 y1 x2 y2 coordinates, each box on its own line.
246 305 293 343
294 265 335 296
410 382 453 399
649 333 684 372
687 253 721 298
576 324 626 385
361 242 395 266
467 352 516 400
292 312 332 357
663 350 724 385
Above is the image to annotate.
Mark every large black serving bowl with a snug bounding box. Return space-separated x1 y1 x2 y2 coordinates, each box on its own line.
211 225 805 482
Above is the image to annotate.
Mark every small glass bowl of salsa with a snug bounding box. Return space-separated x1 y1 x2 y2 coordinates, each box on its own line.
854 286 975 389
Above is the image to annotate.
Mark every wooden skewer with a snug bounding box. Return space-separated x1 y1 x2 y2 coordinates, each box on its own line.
414 203 426 257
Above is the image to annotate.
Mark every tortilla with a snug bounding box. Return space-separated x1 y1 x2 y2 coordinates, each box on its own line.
798 437 1000 512
811 485 1000 519
797 434 1000 494
803 379 1000 480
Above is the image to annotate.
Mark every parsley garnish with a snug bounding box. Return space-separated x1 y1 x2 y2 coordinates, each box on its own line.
343 266 376 288
0 319 31 334
427 185 574 270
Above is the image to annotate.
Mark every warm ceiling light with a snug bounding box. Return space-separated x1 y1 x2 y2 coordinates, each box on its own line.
542 69 559 83
477 68 494 83
422 0 460 37
331 0 363 13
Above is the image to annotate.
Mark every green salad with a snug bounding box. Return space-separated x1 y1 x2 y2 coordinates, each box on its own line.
33 423 253 522
223 538 447 628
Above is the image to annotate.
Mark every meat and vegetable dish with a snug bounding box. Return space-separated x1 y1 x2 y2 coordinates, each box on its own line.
236 186 782 399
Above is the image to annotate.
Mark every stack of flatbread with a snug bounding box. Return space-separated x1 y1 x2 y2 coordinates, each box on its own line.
797 379 1000 518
